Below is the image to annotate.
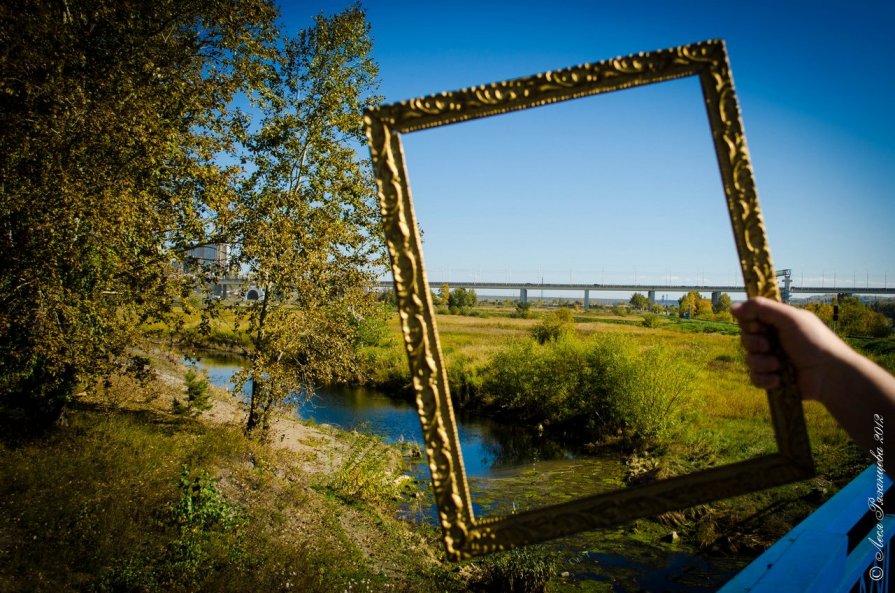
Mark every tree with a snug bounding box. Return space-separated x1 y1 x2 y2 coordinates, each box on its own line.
695 298 715 318
835 296 892 337
713 292 733 314
678 292 698 318
173 368 213 416
436 283 451 307
447 287 477 312
629 292 649 311
678 291 712 319
448 288 466 310
220 5 385 434
0 0 276 429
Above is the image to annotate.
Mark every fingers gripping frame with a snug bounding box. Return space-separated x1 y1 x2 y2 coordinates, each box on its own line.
363 39 814 561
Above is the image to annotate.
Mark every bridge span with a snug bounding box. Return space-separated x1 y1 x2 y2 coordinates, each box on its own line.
375 279 895 309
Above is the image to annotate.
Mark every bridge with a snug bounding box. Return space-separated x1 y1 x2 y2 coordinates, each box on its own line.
376 270 895 309
214 270 895 306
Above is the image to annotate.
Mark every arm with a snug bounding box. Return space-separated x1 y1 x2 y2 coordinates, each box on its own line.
732 297 895 474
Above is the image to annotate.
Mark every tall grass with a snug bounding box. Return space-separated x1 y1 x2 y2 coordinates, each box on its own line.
326 430 405 505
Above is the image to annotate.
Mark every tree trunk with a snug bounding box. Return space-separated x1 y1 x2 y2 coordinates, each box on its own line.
245 287 270 434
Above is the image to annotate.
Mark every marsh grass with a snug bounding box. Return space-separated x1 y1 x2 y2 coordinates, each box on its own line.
469 545 556 593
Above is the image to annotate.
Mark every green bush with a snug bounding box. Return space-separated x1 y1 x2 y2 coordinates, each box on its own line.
479 334 699 445
511 301 533 319
641 313 662 328
481 338 587 424
449 287 478 309
353 302 391 347
161 467 247 586
529 309 574 344
358 344 409 393
615 341 699 443
447 355 482 406
173 466 243 531
808 297 893 338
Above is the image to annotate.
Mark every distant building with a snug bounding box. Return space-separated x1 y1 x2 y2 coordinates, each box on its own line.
180 243 238 299
183 243 231 272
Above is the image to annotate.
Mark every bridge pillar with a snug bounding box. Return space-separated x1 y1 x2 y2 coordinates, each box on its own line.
584 290 590 310
648 290 655 305
711 291 721 308
520 288 527 305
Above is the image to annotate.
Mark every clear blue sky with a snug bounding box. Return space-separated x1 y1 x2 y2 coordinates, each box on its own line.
282 1 894 292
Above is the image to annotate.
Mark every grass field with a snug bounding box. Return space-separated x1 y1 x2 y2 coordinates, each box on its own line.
0 367 464 593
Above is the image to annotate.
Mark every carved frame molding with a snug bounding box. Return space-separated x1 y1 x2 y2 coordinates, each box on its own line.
363 39 814 560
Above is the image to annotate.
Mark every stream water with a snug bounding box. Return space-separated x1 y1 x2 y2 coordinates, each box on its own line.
192 352 748 591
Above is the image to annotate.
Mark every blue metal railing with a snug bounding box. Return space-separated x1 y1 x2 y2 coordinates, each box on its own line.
720 465 893 592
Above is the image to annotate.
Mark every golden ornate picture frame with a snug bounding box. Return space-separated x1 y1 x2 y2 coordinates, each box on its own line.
363 39 814 560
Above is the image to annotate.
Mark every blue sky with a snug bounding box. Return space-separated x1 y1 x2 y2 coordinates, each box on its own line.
282 1 894 293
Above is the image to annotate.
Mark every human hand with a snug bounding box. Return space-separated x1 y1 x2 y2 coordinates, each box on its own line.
731 297 852 405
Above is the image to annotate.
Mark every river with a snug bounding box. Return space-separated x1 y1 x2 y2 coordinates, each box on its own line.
192 352 748 591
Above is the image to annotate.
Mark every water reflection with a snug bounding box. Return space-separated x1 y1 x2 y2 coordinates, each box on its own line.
185 352 249 394
299 387 595 479
191 352 585 479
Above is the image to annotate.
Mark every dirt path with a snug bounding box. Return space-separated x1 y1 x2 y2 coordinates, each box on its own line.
152 349 349 475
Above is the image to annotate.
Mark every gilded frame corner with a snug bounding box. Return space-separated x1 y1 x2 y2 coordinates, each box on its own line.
363 39 814 561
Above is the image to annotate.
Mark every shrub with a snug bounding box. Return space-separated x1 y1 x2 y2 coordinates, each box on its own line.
172 466 243 531
353 302 391 347
807 297 892 338
359 344 409 393
173 368 212 415
529 309 574 344
615 342 699 443
511 301 533 319
479 334 699 446
481 339 547 419
449 287 477 309
642 313 662 328
99 466 247 593
447 356 482 406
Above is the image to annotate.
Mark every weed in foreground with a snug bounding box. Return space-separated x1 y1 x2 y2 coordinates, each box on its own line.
469 546 556 593
326 430 405 506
